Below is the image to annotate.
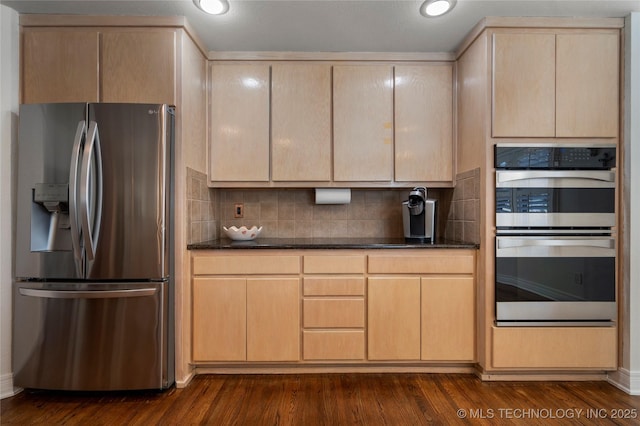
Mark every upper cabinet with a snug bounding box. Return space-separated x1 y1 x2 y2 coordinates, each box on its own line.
492 30 619 138
395 65 453 182
271 64 332 182
333 65 394 182
100 31 176 104
209 64 270 182
555 33 619 137
22 30 100 103
208 60 455 187
22 28 176 105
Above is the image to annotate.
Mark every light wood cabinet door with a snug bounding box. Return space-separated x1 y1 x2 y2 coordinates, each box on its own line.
192 278 246 361
395 65 453 182
101 31 176 104
556 33 619 137
368 277 421 360
210 64 270 182
22 30 100 103
492 33 556 137
272 64 332 181
333 65 394 182
246 278 300 361
421 277 474 361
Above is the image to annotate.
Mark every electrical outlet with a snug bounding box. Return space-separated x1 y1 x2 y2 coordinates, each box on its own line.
234 203 244 218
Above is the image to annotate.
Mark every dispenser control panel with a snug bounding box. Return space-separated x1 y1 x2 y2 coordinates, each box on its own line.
34 183 68 203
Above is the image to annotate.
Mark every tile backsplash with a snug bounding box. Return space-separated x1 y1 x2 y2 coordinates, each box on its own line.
219 189 412 239
187 168 218 244
444 168 480 244
187 167 480 243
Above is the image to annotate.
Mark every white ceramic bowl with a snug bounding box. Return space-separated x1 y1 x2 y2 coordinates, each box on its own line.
223 226 263 241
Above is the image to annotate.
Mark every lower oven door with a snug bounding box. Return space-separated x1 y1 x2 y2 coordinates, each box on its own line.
495 236 616 324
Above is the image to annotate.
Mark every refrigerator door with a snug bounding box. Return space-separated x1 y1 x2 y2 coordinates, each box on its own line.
87 104 172 280
16 103 87 280
13 281 170 391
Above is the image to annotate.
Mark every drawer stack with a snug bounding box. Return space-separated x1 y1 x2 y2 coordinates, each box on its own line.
302 255 366 361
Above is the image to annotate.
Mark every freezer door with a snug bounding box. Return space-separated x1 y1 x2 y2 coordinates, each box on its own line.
13 281 171 391
15 103 87 280
87 104 173 280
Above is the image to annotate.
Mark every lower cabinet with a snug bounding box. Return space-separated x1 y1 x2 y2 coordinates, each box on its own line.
192 276 300 362
193 278 246 361
368 277 421 360
246 278 300 361
422 277 475 361
367 251 476 362
192 249 476 365
367 276 476 361
492 326 617 370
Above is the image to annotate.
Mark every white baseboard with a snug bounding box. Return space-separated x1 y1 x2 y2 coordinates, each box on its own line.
608 368 640 395
0 373 22 399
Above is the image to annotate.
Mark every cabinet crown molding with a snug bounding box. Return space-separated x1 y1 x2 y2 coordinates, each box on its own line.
208 51 456 62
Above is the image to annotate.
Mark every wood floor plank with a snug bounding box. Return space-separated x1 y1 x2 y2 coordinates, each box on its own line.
2 374 639 425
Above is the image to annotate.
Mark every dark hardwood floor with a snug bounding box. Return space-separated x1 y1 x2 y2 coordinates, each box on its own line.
2 374 640 425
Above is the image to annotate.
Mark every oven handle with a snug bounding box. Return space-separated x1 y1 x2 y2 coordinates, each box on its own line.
496 237 615 258
496 170 615 186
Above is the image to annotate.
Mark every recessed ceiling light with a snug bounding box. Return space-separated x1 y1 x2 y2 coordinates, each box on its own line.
194 0 229 15
420 0 457 18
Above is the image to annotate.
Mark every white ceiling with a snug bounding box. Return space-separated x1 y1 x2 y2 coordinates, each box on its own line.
2 0 639 53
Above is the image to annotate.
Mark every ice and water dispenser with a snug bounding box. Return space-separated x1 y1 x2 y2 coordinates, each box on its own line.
31 183 71 252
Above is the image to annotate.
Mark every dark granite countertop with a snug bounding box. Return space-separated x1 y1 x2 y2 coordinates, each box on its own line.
187 237 478 250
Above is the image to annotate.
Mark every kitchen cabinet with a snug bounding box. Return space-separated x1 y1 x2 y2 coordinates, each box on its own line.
395 65 453 182
100 31 176 104
22 28 176 104
193 278 246 361
22 30 100 103
191 249 475 366
368 277 422 360
333 65 394 182
492 326 617 369
492 31 619 138
192 277 300 362
207 59 455 187
421 277 475 361
209 64 270 182
271 64 332 182
555 33 619 137
368 251 476 361
247 278 300 361
191 252 301 362
302 254 366 361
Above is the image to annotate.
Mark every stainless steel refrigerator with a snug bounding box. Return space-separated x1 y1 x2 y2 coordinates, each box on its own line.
13 103 175 391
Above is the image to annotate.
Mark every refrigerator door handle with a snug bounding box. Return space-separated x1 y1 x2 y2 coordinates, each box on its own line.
69 120 86 275
19 288 158 299
80 121 103 262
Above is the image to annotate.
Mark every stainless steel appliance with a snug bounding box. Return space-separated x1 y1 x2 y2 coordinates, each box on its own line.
494 145 616 326
13 103 175 391
402 186 437 243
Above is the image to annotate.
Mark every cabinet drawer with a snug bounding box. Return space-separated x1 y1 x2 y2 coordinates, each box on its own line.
303 299 365 328
492 326 617 369
303 255 365 274
368 253 474 274
303 277 365 296
192 255 300 275
303 330 365 360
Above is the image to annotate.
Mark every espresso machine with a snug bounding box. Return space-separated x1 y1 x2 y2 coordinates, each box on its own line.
402 187 437 243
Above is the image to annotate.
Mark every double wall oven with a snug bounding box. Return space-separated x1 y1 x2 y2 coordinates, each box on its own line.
494 145 617 326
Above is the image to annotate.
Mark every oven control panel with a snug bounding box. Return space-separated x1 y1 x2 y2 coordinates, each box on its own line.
495 146 616 170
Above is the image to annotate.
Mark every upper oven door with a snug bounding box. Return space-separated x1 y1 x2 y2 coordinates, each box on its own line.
496 170 616 228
